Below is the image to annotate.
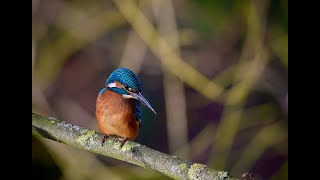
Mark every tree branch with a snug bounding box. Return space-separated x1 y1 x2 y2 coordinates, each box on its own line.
32 113 238 180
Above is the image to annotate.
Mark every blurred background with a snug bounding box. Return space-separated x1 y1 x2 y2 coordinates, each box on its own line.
32 0 287 179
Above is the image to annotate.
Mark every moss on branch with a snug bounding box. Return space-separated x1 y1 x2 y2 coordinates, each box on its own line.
32 113 237 180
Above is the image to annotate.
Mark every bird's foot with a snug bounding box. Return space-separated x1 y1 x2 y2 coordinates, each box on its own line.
101 134 109 146
119 137 128 149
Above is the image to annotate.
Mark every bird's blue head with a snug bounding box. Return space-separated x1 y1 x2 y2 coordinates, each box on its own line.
106 68 142 94
99 68 156 115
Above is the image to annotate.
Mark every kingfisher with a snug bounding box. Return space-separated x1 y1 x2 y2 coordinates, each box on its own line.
96 68 156 148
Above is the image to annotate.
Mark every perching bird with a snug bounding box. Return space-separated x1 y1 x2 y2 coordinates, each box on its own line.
96 68 156 148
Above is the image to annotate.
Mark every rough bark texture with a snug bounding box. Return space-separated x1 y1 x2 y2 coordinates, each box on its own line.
32 113 238 180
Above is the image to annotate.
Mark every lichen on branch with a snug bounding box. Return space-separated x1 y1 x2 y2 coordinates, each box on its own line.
32 113 237 180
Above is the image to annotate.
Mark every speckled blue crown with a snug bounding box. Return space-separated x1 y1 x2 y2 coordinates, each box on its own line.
106 68 142 92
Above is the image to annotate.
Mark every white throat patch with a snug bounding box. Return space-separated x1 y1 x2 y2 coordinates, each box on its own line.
122 94 135 99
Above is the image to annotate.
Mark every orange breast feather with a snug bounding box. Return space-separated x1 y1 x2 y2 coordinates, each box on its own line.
96 90 139 140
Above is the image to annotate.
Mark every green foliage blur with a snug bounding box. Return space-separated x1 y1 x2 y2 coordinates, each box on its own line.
32 0 287 179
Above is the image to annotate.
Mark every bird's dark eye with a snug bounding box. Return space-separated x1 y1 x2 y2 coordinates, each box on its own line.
124 84 136 93
128 87 135 92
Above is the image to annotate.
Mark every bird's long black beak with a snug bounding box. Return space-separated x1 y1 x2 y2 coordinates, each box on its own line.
131 92 157 114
